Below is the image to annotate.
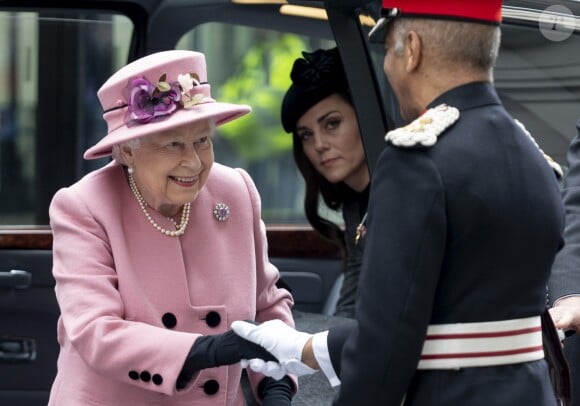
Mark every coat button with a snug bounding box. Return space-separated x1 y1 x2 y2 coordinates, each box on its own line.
162 312 177 329
203 379 219 395
128 370 139 380
205 311 221 328
152 374 163 385
140 371 151 382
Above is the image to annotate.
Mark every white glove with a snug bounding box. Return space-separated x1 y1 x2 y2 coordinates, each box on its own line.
242 358 318 379
231 319 312 362
241 359 288 380
282 359 318 376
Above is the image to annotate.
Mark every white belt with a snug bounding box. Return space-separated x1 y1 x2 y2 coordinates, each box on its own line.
418 316 544 369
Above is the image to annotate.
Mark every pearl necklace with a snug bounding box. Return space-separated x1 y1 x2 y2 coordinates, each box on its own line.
128 172 191 237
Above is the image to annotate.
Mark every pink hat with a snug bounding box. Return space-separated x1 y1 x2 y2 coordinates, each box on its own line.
84 50 251 160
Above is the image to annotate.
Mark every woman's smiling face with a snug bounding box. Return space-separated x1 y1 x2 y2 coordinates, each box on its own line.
122 120 214 217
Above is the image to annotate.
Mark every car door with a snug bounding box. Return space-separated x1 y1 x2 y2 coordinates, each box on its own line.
1 1 580 405
0 2 358 404
0 8 140 405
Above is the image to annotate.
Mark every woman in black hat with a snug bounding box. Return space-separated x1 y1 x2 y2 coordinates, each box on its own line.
281 47 370 319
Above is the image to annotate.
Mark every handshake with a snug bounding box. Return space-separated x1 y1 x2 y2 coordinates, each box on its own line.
178 320 322 404
232 320 319 380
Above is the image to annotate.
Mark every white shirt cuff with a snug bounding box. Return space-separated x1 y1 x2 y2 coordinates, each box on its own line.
312 331 341 387
554 294 580 306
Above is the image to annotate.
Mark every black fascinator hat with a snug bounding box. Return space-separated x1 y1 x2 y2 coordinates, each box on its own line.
281 47 349 133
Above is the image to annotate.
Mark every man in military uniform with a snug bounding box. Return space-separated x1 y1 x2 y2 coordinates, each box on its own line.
233 1 565 404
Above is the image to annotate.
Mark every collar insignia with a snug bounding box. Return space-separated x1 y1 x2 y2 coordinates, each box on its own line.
385 104 460 147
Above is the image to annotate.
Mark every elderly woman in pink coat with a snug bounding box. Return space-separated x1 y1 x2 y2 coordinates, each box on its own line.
47 50 295 405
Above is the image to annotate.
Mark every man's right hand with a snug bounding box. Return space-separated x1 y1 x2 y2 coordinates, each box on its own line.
231 319 312 363
550 296 580 334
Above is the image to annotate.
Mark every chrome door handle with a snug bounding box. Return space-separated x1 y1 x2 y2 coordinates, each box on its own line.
0 270 31 289
0 336 37 363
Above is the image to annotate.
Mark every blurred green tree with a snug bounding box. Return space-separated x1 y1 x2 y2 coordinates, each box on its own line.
217 34 307 161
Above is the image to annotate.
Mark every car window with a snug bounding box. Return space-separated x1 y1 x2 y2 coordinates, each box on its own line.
6 4 577 228
0 13 346 227
496 19 580 165
176 22 338 224
367 8 580 167
0 11 132 226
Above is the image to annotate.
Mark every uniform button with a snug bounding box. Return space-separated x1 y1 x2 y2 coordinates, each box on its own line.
162 312 177 329
205 311 221 327
152 374 163 385
128 370 139 380
203 379 219 395
140 371 151 382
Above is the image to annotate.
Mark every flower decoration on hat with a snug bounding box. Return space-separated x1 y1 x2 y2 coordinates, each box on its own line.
291 48 342 88
281 47 349 133
121 72 206 125
177 73 206 108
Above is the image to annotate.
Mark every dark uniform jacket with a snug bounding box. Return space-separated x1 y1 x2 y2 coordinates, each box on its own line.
334 187 369 318
549 120 580 403
327 82 564 405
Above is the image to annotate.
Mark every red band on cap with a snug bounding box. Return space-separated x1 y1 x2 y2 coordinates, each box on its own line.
382 0 502 23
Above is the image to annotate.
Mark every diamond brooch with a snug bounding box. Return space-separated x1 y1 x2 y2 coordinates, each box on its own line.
213 202 230 222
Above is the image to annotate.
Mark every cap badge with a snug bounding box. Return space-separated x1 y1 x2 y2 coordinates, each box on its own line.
213 202 230 222
385 104 460 147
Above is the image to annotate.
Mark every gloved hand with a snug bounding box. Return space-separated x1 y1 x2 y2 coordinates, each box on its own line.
258 376 294 406
176 330 277 389
241 359 288 380
243 357 317 379
231 319 312 363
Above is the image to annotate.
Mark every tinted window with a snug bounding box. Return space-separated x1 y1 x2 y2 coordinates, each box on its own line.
177 23 337 224
496 22 580 165
0 11 133 225
369 11 580 167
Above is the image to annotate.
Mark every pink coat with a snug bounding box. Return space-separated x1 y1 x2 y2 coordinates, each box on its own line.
48 162 294 406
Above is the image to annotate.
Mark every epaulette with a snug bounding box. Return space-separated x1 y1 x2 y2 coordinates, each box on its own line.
514 119 563 180
385 104 460 147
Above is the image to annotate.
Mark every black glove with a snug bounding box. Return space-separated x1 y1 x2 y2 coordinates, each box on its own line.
176 330 278 390
258 376 294 406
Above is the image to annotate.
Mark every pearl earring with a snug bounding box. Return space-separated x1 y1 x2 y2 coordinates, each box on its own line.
128 166 134 174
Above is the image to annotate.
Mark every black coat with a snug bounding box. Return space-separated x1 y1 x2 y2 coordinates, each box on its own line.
549 120 580 404
327 82 564 405
334 187 369 318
